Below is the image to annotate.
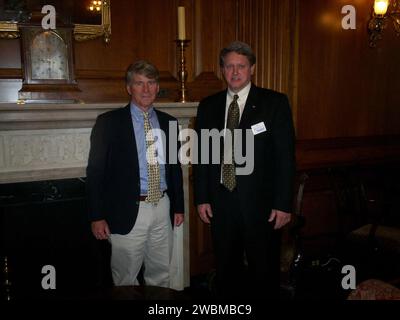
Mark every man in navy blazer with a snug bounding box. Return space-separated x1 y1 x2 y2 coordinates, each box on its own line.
87 60 184 288
194 42 295 298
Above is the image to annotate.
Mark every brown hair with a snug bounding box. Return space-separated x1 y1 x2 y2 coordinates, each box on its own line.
125 60 160 85
219 41 256 67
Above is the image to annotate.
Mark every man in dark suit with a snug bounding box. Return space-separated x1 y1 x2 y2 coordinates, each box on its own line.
86 60 184 288
194 41 295 298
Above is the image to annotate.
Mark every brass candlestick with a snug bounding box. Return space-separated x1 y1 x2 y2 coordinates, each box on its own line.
175 39 190 103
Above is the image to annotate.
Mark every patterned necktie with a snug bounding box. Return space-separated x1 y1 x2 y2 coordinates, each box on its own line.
222 94 239 191
143 111 162 204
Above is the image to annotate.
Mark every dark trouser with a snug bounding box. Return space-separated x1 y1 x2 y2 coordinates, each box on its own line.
211 185 281 300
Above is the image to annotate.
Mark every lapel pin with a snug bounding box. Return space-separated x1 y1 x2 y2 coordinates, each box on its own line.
252 105 256 109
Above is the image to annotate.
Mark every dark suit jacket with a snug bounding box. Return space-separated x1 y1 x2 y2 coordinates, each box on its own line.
193 84 295 220
86 104 184 235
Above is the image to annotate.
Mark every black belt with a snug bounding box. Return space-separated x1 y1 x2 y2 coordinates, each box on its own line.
139 190 167 202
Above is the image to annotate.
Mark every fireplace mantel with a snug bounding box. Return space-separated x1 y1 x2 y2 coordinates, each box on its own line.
0 101 198 291
0 102 198 183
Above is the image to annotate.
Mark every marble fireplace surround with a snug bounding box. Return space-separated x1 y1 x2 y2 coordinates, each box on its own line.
0 102 199 291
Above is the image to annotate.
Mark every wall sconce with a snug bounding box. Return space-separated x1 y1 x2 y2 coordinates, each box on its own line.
368 0 400 47
88 1 102 12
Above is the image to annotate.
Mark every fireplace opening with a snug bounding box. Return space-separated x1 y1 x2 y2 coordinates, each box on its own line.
0 178 112 300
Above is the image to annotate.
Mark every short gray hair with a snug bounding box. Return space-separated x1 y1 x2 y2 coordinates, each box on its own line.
219 41 256 67
126 60 160 85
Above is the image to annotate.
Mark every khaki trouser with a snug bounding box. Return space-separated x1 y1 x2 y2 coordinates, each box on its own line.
109 194 172 287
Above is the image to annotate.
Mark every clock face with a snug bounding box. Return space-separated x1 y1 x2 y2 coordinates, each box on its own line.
30 30 69 80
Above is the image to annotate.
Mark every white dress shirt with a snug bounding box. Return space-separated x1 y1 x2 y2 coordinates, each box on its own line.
223 82 251 129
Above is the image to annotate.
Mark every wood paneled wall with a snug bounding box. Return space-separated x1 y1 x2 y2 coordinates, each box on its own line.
237 0 296 97
1 0 399 143
296 0 400 140
0 0 296 103
1 6 398 182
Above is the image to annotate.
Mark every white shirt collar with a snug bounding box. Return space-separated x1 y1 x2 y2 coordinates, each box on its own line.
227 82 251 101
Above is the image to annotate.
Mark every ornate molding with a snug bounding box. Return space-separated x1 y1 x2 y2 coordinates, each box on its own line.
0 1 111 43
0 102 198 183
0 22 19 39
0 129 90 180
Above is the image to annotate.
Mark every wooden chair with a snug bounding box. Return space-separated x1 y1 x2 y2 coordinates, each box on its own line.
280 173 308 298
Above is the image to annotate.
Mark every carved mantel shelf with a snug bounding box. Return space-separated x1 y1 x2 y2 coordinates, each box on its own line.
0 102 198 131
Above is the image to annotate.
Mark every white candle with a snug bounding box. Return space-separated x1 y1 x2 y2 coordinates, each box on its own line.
178 6 186 40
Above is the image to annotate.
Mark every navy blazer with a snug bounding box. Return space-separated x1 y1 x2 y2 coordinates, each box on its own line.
193 84 295 220
86 105 184 234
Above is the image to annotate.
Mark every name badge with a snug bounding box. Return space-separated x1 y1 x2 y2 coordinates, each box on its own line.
251 122 267 135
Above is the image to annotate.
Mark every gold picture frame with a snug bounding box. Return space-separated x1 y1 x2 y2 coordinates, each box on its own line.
74 0 111 43
0 20 19 39
0 0 111 43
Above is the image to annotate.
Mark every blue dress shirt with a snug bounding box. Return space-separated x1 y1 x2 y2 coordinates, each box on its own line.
130 103 167 195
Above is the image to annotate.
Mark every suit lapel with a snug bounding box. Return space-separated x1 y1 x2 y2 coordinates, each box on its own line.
122 104 136 147
217 90 228 131
216 90 228 163
155 110 169 162
121 104 139 172
156 109 168 134
239 84 260 129
154 110 171 183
